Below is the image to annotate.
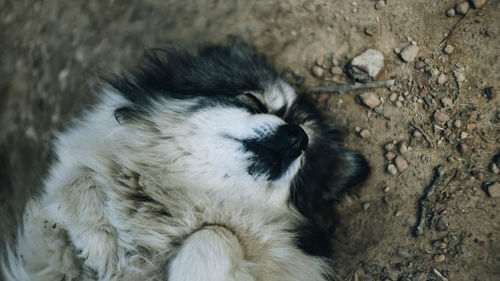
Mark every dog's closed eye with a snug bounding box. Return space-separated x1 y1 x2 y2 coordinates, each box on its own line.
242 92 268 114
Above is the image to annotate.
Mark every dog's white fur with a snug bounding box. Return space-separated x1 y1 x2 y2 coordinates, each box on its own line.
2 80 333 280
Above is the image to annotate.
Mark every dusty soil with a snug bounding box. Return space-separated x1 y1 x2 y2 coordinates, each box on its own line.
1 0 498 280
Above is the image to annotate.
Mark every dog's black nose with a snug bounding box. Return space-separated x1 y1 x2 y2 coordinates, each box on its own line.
268 124 308 160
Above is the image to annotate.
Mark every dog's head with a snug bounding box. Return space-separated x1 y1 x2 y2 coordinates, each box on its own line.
101 45 307 206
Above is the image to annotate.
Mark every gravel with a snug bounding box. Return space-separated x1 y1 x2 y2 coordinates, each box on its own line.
350 49 384 78
400 45 419 63
453 119 462 128
375 0 385 10
434 111 451 123
360 129 372 138
436 216 448 231
330 66 343 75
441 97 453 107
437 73 448 84
411 272 427 281
443 44 454 54
358 92 381 109
458 143 469 154
385 151 396 161
453 68 466 82
455 2 470 14
387 164 398 175
384 142 396 151
486 182 500 197
412 130 423 138
399 141 408 153
490 163 499 174
395 156 409 171
434 254 446 262
311 66 324 78
446 8 456 17
396 247 411 258
470 0 487 9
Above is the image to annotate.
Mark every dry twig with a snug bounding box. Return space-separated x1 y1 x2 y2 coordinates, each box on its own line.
414 165 445 237
306 80 395 94
432 268 449 281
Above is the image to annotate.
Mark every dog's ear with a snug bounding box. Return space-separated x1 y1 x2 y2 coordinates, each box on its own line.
333 149 371 195
113 106 145 125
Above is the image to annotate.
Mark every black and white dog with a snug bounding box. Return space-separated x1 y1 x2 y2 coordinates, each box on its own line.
2 44 369 281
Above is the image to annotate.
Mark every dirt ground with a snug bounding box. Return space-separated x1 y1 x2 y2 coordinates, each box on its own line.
1 0 499 280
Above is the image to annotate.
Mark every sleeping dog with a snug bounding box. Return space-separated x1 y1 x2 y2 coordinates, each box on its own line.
2 44 369 281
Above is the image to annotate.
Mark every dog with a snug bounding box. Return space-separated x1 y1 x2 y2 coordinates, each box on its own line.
2 44 369 281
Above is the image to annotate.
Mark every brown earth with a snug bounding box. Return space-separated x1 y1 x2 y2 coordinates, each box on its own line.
1 1 499 280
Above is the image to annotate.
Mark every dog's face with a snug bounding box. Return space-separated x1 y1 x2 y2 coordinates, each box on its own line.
107 45 308 205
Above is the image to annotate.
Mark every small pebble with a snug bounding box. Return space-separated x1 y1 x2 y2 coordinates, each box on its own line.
443 44 454 54
414 60 425 69
461 131 469 139
441 97 453 107
395 101 403 107
387 164 398 175
437 73 448 84
384 142 396 151
470 0 487 9
362 202 371 210
350 49 385 78
454 119 462 128
355 126 362 133
455 2 470 14
484 87 496 100
312 66 324 78
364 24 379 36
458 143 469 154
400 45 419 63
412 130 423 138
393 47 401 54
331 66 343 75
316 56 325 66
396 247 411 258
490 163 499 174
406 215 416 225
385 151 396 161
399 141 408 153
358 92 381 109
446 8 456 17
466 123 476 131
395 156 409 171
412 272 427 281
434 111 451 123
487 182 500 197
383 186 391 193
453 68 466 82
436 216 448 231
375 0 385 10
360 129 372 138
434 254 446 262
389 93 398 102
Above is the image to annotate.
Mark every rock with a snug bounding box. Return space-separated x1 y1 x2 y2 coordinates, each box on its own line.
395 101 403 107
393 47 401 54
434 111 451 123
383 186 391 193
455 2 470 14
389 93 398 102
443 44 454 54
354 126 362 133
412 130 423 138
315 56 325 66
362 202 371 210
399 141 408 153
414 60 425 69
375 0 385 10
461 131 469 139
466 123 476 131
437 73 448 84
484 87 496 100
385 151 396 161
384 142 396 151
311 66 324 78
490 163 499 174
364 24 379 36
436 216 448 231
400 45 419 63
453 68 466 82
412 271 427 281
330 66 343 75
454 119 462 128
406 215 416 225
446 8 456 17
470 0 487 9
441 97 453 107
458 143 469 154
358 92 381 109
387 164 398 175
350 49 384 79
395 156 408 171
487 182 500 197
360 129 372 138
396 247 411 258
434 254 446 262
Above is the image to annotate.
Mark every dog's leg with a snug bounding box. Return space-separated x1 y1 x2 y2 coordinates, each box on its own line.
168 225 255 281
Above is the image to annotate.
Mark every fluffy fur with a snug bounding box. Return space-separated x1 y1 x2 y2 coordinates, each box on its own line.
2 44 369 281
